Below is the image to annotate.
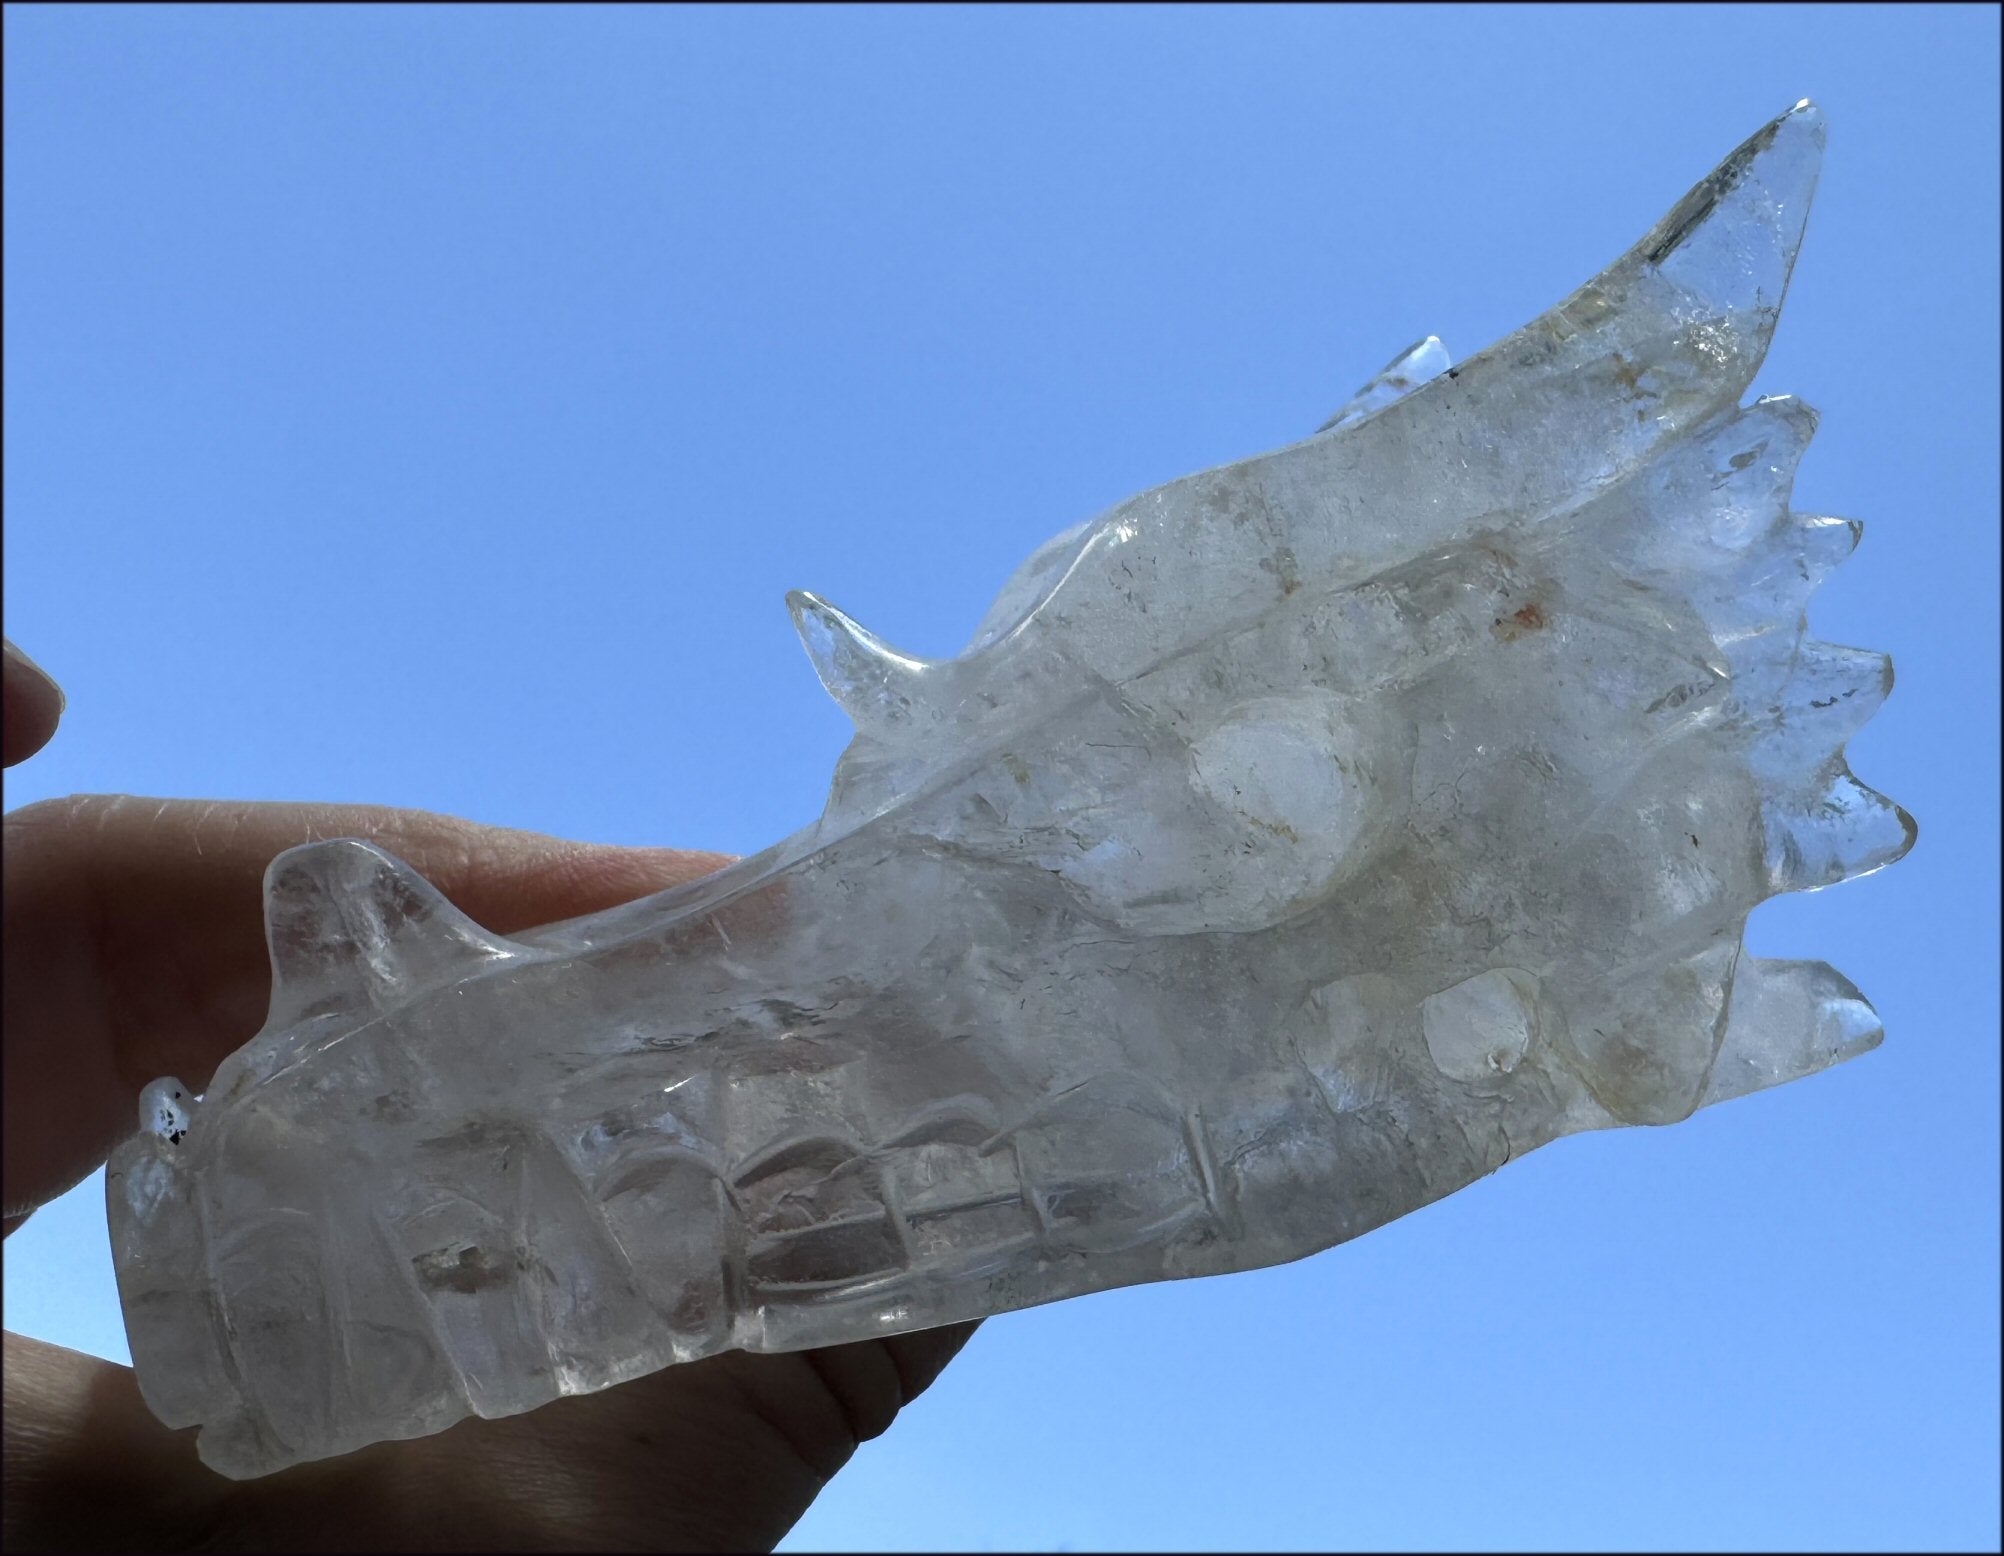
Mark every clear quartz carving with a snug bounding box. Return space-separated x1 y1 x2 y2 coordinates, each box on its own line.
108 102 1913 1480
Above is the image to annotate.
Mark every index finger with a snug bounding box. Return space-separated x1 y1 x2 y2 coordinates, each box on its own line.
2 794 728 1225
2 641 65 767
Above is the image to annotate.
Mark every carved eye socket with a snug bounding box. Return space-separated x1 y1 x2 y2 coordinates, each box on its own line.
1181 689 1405 918
1043 689 1409 935
1186 693 1381 863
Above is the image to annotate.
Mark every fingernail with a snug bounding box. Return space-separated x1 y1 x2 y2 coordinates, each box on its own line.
3 639 66 714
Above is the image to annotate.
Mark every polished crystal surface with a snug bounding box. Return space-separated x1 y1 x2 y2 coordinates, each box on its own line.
108 101 1913 1479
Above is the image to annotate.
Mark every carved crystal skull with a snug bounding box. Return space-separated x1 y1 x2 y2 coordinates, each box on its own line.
108 100 1913 1479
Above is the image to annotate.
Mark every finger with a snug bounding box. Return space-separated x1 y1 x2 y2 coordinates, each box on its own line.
3 794 730 1221
2 1331 231 1549
711 1320 981 1478
262 1321 981 1548
2 640 65 766
4 1319 980 1552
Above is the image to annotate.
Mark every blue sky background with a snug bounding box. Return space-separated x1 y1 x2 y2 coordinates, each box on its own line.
4 5 1997 1550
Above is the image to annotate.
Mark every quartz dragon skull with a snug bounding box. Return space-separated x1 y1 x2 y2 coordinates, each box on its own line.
109 101 1913 1479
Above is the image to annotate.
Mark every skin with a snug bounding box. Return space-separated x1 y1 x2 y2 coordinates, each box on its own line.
1 638 975 1552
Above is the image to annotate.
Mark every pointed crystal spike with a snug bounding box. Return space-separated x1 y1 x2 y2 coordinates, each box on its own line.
1737 639 1897 782
262 838 524 1028
1793 513 1865 580
787 590 939 736
1318 336 1453 433
1761 767 1917 893
1249 106 1826 588
1407 99 1826 472
1705 511 1865 646
1782 642 1895 747
1701 953 1883 1108
1591 396 1821 605
1636 100 1824 318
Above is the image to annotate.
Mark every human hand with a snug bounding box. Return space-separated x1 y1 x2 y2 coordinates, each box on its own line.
2 639 974 1551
